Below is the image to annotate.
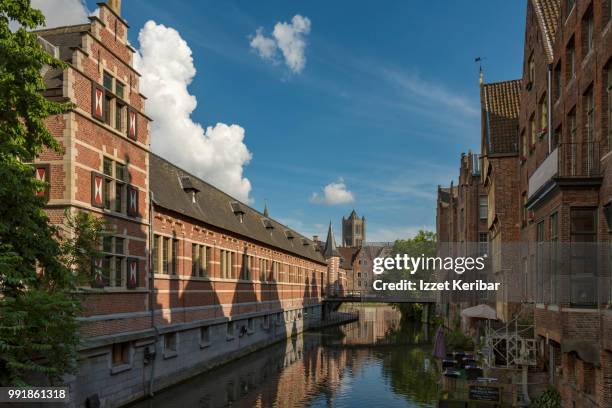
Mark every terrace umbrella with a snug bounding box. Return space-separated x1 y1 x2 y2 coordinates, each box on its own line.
432 326 446 359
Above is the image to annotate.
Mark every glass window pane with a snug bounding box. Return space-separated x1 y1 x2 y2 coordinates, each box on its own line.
153 235 159 274
114 257 123 286
103 157 113 176
115 81 124 99
115 163 126 182
104 179 112 209
115 182 123 212
115 237 124 254
570 209 596 233
115 103 123 131
103 236 113 253
163 237 169 273
103 72 113 91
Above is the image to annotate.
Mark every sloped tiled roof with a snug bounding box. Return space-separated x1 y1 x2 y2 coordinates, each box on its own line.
531 0 560 62
338 246 358 269
150 154 326 265
481 80 521 155
355 245 385 261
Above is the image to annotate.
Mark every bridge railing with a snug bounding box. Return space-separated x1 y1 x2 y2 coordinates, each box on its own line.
325 289 436 303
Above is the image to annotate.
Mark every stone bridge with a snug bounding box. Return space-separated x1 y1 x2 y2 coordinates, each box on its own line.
324 290 437 304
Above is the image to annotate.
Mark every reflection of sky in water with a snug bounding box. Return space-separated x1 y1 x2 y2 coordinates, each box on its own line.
129 306 438 408
308 358 430 408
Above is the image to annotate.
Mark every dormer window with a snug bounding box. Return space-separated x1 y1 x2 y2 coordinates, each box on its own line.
230 202 246 223
179 176 199 203
262 219 274 230
285 230 295 241
302 238 310 246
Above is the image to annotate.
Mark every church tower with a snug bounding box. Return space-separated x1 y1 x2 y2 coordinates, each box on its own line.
342 210 365 247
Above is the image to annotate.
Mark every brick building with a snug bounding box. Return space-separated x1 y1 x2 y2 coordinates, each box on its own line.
436 151 489 324
479 78 523 323
340 245 389 293
437 0 612 405
518 0 612 406
34 2 337 406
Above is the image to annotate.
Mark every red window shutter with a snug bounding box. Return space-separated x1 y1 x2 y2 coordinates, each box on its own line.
127 107 137 140
127 258 139 289
91 257 105 288
34 164 50 201
127 185 139 216
91 172 104 208
92 83 105 121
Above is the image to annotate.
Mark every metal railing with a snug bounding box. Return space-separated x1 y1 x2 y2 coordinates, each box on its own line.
557 141 600 178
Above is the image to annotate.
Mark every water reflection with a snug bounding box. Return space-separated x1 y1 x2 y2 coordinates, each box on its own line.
130 306 438 408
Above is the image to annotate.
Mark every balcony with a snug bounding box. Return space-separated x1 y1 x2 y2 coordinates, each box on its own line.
557 141 600 178
528 147 557 199
527 142 602 204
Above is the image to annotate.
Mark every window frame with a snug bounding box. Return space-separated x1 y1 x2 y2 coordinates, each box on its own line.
479 196 488 220
163 332 178 359
100 235 126 287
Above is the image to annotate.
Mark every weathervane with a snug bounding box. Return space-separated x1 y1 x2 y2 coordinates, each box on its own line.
475 57 485 84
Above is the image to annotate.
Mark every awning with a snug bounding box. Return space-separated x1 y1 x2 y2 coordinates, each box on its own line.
461 304 497 320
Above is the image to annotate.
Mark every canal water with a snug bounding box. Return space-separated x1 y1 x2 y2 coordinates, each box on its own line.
130 305 439 408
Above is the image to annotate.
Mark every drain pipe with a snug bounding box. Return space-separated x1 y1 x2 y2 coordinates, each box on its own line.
148 191 159 397
547 64 553 154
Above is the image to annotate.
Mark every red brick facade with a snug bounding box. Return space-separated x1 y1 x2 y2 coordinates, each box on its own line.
34 3 335 406
437 1 612 406
519 1 612 407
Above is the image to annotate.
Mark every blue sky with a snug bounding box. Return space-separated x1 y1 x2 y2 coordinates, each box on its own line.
84 0 527 242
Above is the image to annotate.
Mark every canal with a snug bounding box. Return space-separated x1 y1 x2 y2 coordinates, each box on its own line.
130 305 439 408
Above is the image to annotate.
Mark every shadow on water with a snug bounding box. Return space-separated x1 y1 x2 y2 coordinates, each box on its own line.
129 305 439 408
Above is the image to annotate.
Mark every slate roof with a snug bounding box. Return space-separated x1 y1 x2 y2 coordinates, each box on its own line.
338 246 359 269
531 0 560 62
323 222 340 258
34 24 90 61
33 25 90 92
150 154 326 265
356 245 385 261
481 80 522 155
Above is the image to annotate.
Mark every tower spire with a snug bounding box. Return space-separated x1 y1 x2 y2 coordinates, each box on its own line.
323 221 340 258
263 202 269 218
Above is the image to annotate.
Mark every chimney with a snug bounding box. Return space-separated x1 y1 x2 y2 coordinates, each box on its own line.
108 0 121 15
312 235 319 243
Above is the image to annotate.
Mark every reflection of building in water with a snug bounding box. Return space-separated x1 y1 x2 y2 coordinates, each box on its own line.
339 307 402 345
129 332 352 408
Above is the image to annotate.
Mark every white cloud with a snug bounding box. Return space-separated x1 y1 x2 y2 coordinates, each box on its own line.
250 28 278 61
10 0 89 31
381 68 479 117
32 0 89 28
310 178 354 205
249 15 311 74
135 21 253 202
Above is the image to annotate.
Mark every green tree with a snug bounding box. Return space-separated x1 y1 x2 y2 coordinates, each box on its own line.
385 230 436 320
0 1 103 385
384 230 436 281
